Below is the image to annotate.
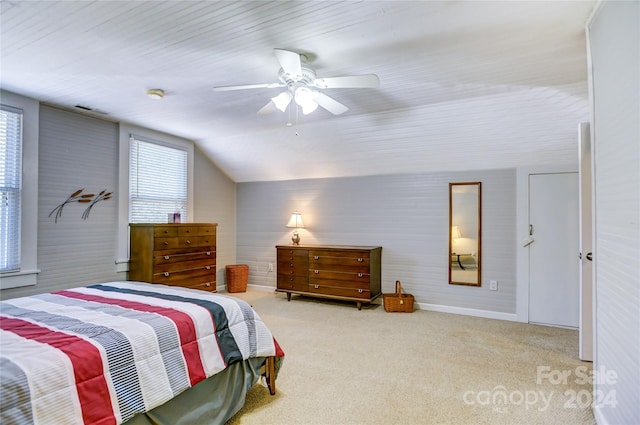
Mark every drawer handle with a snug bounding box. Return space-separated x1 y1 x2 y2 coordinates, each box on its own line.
206 251 211 255
314 255 319 260
314 285 319 289
164 272 169 277
357 258 364 262
163 242 169 246
186 240 191 244
164 230 169 234
358 289 363 294
289 277 294 281
290 263 294 267
358 273 363 278
205 266 211 270
314 270 319 274
185 229 191 233
164 255 170 260
205 282 210 287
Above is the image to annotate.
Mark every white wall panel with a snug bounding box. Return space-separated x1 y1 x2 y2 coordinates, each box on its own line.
36 106 120 290
237 169 516 315
193 146 237 287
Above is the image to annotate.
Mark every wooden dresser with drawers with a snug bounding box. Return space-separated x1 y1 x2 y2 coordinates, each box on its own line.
129 223 217 292
276 245 382 309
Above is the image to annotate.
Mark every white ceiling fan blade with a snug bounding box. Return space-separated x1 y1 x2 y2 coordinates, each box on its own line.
213 82 284 92
274 48 302 77
257 101 276 115
315 92 349 115
313 74 380 89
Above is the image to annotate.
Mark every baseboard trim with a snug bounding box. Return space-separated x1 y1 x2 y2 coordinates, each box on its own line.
242 286 520 321
227 283 276 293
417 302 519 322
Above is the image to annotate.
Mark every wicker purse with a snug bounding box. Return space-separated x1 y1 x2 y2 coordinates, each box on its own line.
383 280 414 312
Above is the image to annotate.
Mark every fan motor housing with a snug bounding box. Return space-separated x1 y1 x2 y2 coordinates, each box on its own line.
279 66 316 88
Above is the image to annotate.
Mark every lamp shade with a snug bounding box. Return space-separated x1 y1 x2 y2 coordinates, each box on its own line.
272 91 292 112
286 211 304 228
451 226 462 239
294 87 319 115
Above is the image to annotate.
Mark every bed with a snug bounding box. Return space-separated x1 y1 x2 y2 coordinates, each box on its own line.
0 281 284 425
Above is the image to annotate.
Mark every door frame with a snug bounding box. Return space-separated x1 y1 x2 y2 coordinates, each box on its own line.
516 164 578 323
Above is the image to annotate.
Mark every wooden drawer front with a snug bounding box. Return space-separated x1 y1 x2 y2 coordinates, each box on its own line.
277 257 309 275
186 280 216 292
309 269 370 283
278 248 308 258
162 278 216 292
154 227 179 237
155 259 216 274
277 247 309 275
152 265 216 284
309 251 370 272
154 251 215 266
307 283 371 299
277 249 308 267
277 275 308 292
310 277 369 290
178 226 216 237
154 236 215 251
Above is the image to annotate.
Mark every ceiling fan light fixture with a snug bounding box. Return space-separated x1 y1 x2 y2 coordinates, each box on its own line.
272 91 292 112
300 100 318 115
294 86 318 114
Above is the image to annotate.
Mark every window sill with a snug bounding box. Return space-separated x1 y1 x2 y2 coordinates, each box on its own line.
115 258 129 273
0 269 40 290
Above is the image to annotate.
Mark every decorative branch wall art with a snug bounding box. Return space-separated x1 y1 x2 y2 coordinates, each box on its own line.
49 188 113 223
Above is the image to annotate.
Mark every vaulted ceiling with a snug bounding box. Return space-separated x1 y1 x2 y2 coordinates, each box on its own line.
1 1 595 182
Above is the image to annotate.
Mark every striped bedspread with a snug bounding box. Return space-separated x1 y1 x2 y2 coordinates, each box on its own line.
0 281 284 425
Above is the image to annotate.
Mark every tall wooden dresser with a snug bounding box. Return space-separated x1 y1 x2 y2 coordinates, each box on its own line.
276 245 382 309
129 223 217 292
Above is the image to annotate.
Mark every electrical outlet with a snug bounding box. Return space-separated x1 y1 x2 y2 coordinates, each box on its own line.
490 280 498 291
268 263 274 272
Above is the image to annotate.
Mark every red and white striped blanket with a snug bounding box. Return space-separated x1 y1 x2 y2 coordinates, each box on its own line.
0 281 284 425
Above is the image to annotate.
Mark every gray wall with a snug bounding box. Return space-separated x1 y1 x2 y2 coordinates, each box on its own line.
237 168 517 315
589 2 640 423
1 103 236 299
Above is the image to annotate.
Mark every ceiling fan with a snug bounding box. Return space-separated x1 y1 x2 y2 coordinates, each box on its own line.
212 48 379 116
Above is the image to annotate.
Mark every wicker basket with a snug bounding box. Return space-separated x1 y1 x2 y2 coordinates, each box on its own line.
225 264 249 293
383 280 415 312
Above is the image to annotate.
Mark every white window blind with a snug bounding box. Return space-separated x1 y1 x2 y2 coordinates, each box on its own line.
0 105 23 273
129 135 187 223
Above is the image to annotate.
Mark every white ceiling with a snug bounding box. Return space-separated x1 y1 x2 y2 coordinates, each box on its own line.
1 1 595 182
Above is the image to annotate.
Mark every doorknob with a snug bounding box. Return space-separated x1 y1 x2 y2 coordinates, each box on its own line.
586 252 593 261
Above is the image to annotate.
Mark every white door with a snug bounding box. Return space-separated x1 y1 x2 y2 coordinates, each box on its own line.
529 173 580 328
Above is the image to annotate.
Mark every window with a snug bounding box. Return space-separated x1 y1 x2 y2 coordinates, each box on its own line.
0 105 23 273
129 135 188 223
116 126 192 271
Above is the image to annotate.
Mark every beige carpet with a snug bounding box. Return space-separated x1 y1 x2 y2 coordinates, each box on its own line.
226 290 596 425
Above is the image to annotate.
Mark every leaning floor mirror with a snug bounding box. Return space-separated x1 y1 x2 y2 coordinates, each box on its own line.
449 182 481 286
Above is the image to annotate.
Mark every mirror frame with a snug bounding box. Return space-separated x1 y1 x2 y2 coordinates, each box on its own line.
449 182 482 286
